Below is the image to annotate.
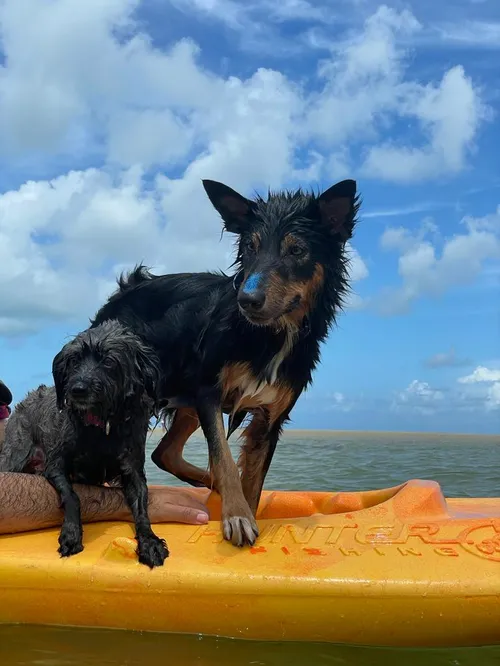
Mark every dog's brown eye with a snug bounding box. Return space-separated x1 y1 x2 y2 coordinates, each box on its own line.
243 238 255 253
289 245 305 257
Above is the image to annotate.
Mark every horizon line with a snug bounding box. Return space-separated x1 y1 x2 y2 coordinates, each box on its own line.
150 426 500 438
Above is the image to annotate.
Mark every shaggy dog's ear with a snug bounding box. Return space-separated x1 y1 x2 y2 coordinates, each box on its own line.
132 343 161 411
52 348 68 411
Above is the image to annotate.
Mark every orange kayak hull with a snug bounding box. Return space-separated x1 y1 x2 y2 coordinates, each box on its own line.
0 479 499 646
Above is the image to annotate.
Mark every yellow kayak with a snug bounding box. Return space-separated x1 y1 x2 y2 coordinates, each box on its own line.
0 479 499 647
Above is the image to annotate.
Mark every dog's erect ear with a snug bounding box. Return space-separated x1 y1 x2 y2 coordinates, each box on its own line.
202 179 255 234
317 179 357 241
52 349 67 410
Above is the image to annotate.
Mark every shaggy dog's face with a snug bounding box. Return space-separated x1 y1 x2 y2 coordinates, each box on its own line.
52 320 159 428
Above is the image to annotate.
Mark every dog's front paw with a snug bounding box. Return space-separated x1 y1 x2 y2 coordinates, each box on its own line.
222 513 259 548
137 534 169 568
58 525 84 558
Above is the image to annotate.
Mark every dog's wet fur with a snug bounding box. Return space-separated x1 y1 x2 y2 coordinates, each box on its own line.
0 320 168 568
91 179 360 547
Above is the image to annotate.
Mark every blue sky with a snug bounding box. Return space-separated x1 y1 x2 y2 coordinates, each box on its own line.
0 0 499 434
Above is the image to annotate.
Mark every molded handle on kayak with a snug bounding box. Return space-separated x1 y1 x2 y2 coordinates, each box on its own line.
200 479 450 521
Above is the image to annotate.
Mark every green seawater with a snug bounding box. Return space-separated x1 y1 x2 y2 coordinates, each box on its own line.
2 625 500 666
3 431 500 665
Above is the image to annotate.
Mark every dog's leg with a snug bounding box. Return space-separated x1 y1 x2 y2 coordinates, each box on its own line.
197 388 258 547
44 468 84 557
151 408 212 488
239 413 283 516
120 463 169 568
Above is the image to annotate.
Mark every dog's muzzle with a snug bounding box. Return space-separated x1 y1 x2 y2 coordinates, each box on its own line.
64 398 111 435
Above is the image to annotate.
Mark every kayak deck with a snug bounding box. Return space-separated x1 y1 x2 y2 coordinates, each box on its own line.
0 479 499 647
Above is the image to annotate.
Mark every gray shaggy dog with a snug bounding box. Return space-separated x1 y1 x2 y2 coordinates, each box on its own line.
0 319 168 568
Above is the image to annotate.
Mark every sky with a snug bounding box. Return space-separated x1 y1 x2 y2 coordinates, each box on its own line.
0 0 498 434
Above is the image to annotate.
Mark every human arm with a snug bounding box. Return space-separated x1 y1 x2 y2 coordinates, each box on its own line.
0 473 210 535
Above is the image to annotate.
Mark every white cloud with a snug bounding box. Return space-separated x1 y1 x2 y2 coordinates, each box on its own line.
458 366 500 384
462 205 500 234
487 383 500 410
341 245 369 311
0 1 485 179
391 380 444 415
362 66 487 182
347 246 369 282
169 0 333 45
324 391 354 412
267 0 331 23
0 169 153 329
107 110 195 169
170 0 245 29
0 1 489 334
364 201 445 219
305 7 421 147
374 208 500 314
0 165 241 334
434 21 500 49
458 365 500 411
306 7 488 183
393 371 500 416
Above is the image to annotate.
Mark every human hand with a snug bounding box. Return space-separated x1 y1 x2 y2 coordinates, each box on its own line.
147 486 211 525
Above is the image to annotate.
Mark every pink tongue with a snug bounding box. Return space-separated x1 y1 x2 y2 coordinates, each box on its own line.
85 413 103 427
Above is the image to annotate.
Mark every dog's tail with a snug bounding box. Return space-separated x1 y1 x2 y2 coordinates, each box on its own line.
158 406 176 431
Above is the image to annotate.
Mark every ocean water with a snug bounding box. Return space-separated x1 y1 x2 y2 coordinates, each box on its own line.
3 430 500 665
145 429 500 497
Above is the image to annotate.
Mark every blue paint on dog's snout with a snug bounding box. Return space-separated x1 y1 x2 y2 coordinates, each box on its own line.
242 272 263 293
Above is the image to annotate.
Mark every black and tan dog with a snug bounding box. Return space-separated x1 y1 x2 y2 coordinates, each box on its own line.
91 179 360 548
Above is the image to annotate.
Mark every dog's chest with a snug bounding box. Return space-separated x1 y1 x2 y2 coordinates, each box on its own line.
70 428 122 484
219 339 294 413
221 365 278 411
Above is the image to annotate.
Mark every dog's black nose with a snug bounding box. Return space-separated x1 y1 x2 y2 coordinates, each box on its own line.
238 290 266 312
70 382 89 397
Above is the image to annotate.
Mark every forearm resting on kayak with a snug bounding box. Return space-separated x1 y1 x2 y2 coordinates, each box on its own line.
0 473 210 535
